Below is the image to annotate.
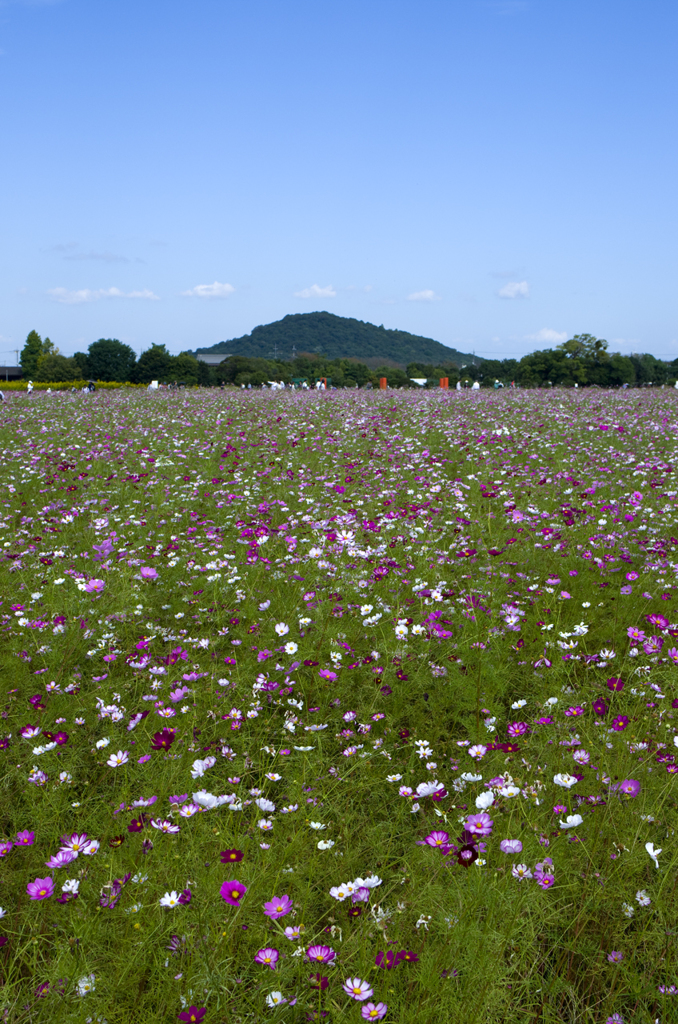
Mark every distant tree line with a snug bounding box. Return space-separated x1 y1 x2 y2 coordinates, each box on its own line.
17 330 678 389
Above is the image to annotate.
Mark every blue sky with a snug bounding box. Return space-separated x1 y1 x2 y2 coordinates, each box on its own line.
1 0 677 362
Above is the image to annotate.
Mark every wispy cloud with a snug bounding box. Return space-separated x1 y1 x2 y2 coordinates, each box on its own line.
181 281 235 299
407 289 441 302
48 243 141 264
47 287 159 304
65 250 138 264
525 328 567 344
294 284 336 299
498 280 529 299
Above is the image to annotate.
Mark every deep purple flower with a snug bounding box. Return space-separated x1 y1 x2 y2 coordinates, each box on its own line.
611 716 629 732
306 945 336 964
27 876 54 900
177 1008 207 1023
309 973 329 990
151 728 176 751
606 678 624 692
220 849 244 863
593 699 608 716
220 880 247 905
263 894 293 918
178 888 192 905
375 951 398 970
456 843 479 867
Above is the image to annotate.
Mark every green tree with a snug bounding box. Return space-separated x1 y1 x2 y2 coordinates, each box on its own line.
20 330 44 379
34 354 81 382
72 352 89 377
132 344 173 384
87 339 137 382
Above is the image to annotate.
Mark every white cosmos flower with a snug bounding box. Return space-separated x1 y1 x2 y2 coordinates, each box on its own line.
95 737 110 749
284 642 298 654
309 821 327 830
553 773 578 788
317 839 335 850
511 699 527 709
499 785 520 798
106 750 129 768
159 891 180 908
77 974 96 996
559 814 584 829
266 992 287 1007
255 797 276 813
645 842 662 869
386 774 403 782
274 622 289 636
475 791 494 810
258 818 274 831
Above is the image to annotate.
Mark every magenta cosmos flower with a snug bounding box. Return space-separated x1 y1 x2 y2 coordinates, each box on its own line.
254 947 279 969
27 876 54 900
306 945 336 964
343 978 374 1001
263 894 292 919
507 721 529 738
424 830 449 848
220 880 247 905
15 830 35 847
606 677 624 692
361 1002 388 1020
618 779 640 797
611 716 629 732
465 812 493 836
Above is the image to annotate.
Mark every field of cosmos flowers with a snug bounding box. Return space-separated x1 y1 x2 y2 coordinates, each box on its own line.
0 387 677 1024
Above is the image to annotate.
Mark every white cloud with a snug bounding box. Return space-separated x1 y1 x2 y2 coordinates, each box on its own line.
294 284 336 299
525 328 567 344
498 280 529 299
181 281 235 299
406 289 441 302
47 287 159 305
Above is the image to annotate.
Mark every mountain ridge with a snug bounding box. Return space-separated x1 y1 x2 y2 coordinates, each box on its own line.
193 311 478 369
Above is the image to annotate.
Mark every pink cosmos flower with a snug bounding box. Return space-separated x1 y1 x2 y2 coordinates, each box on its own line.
306 945 336 964
16 830 34 847
507 721 528 738
27 876 54 900
84 579 105 594
254 947 279 970
500 839 522 854
139 567 158 580
361 1002 388 1020
150 819 180 834
45 850 77 869
60 833 88 854
263 894 293 919
619 779 640 797
465 812 493 836
220 880 247 905
343 978 374 1001
0 843 13 857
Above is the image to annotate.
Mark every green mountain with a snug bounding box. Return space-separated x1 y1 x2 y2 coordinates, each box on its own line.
194 312 478 369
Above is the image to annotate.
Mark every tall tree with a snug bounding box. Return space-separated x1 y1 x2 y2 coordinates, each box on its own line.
34 354 81 382
133 344 173 384
87 338 136 382
20 330 43 379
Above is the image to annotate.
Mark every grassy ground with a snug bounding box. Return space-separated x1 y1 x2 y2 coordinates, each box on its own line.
0 387 676 1024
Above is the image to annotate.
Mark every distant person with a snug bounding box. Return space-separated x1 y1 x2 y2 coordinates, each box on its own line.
0 389 4 402
455 380 461 391
472 380 480 390
27 380 34 395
